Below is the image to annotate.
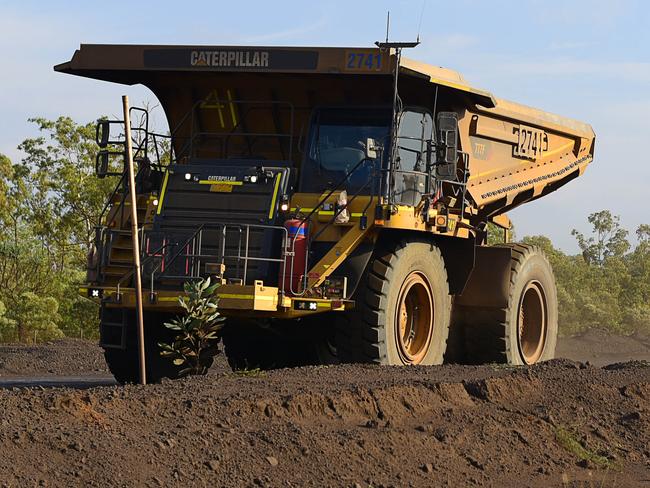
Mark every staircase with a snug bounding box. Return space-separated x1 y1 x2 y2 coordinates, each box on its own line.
100 193 152 285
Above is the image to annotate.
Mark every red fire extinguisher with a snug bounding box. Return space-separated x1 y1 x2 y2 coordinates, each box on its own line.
281 219 307 295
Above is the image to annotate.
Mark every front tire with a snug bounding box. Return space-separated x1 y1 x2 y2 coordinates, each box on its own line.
337 238 451 365
104 312 188 384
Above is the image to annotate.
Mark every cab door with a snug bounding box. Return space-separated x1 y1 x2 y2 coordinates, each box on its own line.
393 109 433 206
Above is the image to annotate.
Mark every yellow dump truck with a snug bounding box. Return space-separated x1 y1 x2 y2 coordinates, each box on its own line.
57 44 594 382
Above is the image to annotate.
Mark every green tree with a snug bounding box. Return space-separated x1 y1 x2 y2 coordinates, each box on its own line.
0 301 17 342
571 210 630 265
16 117 114 264
0 117 113 343
524 212 649 336
10 292 63 342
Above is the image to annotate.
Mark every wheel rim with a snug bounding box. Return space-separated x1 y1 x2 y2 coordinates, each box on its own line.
517 281 547 364
394 272 434 365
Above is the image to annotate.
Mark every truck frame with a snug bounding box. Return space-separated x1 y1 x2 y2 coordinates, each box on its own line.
56 44 595 382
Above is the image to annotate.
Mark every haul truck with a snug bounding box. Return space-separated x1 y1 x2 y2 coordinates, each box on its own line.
56 44 594 383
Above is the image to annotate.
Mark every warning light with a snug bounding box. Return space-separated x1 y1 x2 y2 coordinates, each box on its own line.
88 288 103 299
294 300 318 311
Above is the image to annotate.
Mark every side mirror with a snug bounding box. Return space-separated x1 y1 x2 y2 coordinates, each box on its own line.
96 120 111 148
95 150 125 178
436 112 459 179
95 151 109 178
365 137 381 159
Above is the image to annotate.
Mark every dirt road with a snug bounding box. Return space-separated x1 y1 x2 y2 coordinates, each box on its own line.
0 332 648 487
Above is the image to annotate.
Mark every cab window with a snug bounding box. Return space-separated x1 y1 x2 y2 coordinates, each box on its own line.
301 107 391 194
393 109 433 206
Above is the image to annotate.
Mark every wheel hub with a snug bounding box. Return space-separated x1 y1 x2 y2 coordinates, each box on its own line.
517 281 547 364
395 272 434 365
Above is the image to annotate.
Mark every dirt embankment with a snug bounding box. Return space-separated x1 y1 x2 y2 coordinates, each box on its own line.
0 359 647 487
0 332 648 487
557 328 650 366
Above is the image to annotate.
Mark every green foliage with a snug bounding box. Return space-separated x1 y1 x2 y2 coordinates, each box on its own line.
234 367 266 377
555 427 614 469
0 301 17 342
0 116 108 342
524 210 650 336
159 278 225 376
571 210 629 265
486 221 516 245
12 292 64 341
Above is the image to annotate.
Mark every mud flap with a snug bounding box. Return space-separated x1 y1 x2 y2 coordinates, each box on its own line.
435 235 476 296
454 245 513 308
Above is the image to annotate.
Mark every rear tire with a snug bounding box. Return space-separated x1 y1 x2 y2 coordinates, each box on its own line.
337 238 451 365
456 244 558 365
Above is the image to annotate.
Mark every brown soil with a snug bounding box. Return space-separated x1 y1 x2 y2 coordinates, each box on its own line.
557 328 650 366
2 329 648 378
0 332 648 487
0 339 107 377
0 359 649 487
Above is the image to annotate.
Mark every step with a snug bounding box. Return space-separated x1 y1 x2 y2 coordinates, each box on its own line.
103 264 132 277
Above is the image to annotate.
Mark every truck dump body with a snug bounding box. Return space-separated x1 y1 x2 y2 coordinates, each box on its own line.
56 44 594 221
398 57 595 218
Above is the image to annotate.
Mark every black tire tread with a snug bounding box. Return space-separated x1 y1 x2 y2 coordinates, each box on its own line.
104 314 185 384
337 237 451 364
459 243 556 364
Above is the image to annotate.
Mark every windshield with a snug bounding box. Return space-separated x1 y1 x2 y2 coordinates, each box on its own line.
301 107 391 193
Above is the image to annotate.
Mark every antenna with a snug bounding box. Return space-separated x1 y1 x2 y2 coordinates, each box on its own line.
375 14 420 207
375 10 420 50
385 11 390 43
416 0 426 43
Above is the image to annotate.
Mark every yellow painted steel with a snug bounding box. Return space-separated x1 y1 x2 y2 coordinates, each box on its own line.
306 221 374 289
61 44 596 320
79 285 352 318
156 171 170 215
218 293 275 301
268 174 282 219
158 296 181 302
198 180 243 185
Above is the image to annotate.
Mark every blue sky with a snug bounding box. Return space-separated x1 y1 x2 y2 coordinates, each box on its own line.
1 0 648 251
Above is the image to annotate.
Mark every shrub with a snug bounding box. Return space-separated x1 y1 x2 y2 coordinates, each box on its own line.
158 277 224 376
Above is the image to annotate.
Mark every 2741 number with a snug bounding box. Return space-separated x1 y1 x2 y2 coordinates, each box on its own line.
345 51 382 71
514 124 548 159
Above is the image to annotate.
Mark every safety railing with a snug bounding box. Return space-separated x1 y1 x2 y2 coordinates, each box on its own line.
107 222 289 297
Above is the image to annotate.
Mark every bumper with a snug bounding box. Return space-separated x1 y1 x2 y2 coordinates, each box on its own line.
79 283 353 318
